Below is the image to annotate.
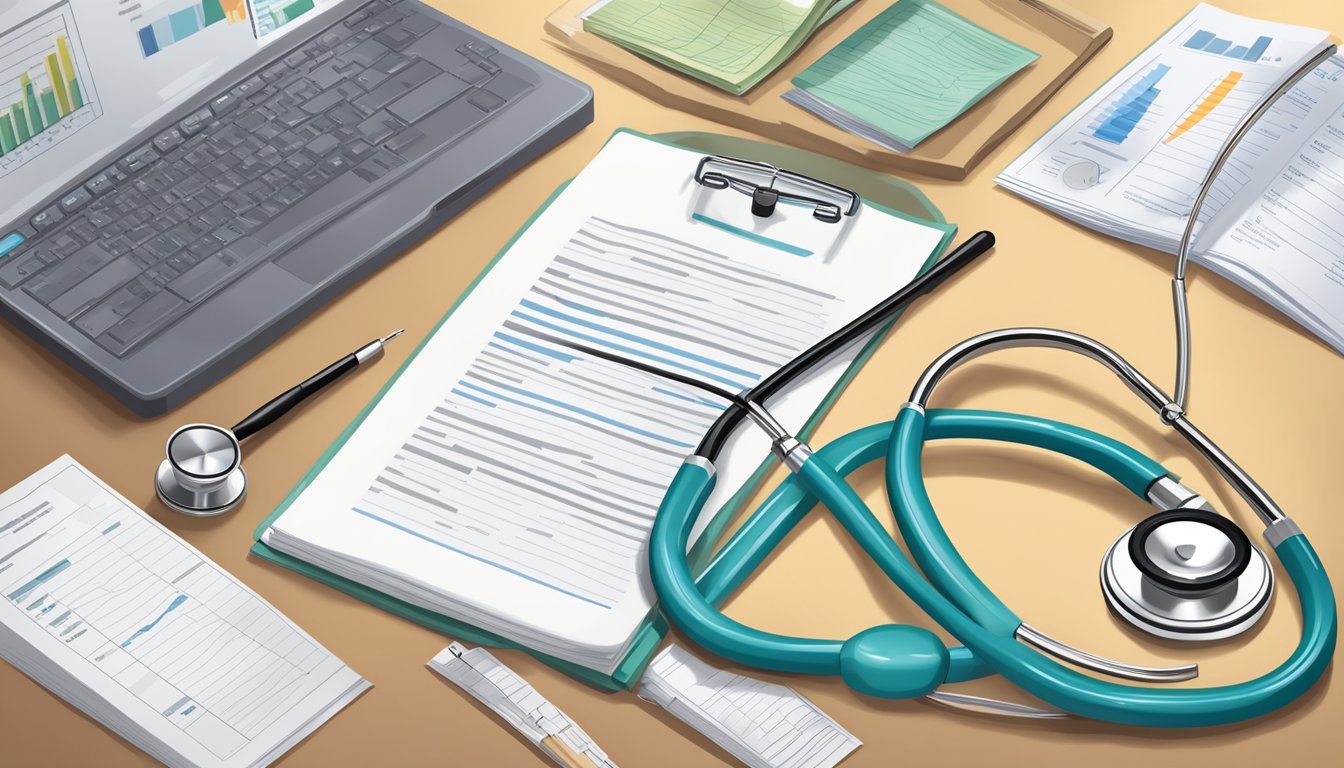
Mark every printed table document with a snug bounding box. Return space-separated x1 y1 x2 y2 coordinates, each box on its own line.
0 456 368 768
261 130 952 676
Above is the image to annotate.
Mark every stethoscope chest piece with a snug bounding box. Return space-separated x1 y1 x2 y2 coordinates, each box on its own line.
1102 509 1273 641
155 424 247 517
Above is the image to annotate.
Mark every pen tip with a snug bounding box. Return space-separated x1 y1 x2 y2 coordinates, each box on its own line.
381 329 406 344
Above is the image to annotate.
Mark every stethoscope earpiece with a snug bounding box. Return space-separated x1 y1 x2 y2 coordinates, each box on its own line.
154 423 247 517
1101 509 1273 642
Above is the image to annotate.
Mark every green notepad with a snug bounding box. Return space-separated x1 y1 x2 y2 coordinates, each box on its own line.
787 0 1039 150
251 129 954 692
583 0 858 95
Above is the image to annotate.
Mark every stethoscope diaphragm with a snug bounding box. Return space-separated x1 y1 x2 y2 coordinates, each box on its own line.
1101 510 1273 642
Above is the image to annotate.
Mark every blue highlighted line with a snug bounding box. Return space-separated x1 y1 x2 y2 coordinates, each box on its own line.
518 299 758 380
121 594 187 648
452 388 498 408
690 213 813 257
511 310 750 389
459 379 692 448
352 508 611 609
102 521 121 535
8 559 70 602
492 332 575 362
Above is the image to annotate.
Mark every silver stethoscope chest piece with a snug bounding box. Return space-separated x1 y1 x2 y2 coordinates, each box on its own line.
1102 509 1273 641
155 424 247 516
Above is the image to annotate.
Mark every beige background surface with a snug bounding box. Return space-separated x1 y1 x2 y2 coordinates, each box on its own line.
1 1 1340 765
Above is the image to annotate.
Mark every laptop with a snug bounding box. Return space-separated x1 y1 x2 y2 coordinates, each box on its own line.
0 0 592 416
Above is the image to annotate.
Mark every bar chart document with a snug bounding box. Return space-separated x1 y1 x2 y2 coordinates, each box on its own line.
0 1 101 179
260 130 952 678
0 456 369 768
639 644 861 768
997 4 1344 355
997 3 1328 246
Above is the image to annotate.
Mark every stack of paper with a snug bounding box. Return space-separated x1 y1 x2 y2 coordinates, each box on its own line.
785 0 1039 152
997 4 1344 354
639 645 861 768
258 130 952 680
581 0 858 94
0 456 368 768
429 643 617 767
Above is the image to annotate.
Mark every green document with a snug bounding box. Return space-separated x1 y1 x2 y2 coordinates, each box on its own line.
583 0 853 95
787 0 1039 150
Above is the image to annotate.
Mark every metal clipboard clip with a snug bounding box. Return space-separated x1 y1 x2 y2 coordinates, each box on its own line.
694 155 861 224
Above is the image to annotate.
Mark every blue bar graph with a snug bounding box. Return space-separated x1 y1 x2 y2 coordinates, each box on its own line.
7 559 70 601
1092 64 1171 144
1184 29 1273 62
121 594 188 648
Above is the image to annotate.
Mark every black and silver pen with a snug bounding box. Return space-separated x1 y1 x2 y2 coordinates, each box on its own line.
230 328 405 442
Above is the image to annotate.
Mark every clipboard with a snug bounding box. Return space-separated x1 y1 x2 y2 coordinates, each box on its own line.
250 129 953 692
545 0 1112 180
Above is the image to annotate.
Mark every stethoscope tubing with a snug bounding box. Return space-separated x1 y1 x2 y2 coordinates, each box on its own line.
651 408 1336 726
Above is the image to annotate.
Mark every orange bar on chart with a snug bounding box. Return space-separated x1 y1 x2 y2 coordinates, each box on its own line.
1165 71 1243 143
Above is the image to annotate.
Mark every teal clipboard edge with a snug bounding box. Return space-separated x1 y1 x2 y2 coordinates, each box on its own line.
250 127 955 692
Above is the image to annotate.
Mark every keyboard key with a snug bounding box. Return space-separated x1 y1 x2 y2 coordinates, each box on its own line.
235 111 267 131
85 172 118 196
30 207 65 232
283 50 309 69
354 59 439 111
0 254 48 288
167 237 265 302
451 61 489 85
118 146 159 174
0 232 24 258
304 134 340 157
100 290 186 353
388 72 470 124
375 25 417 51
74 280 152 338
60 188 94 213
50 256 140 318
355 68 388 90
153 128 185 153
316 31 344 49
356 111 399 143
463 39 498 59
232 75 266 99
211 221 247 245
327 103 364 126
468 88 505 113
301 89 345 116
306 61 346 90
384 128 424 154
344 139 374 160
87 209 117 228
400 13 438 37
373 52 411 74
210 92 240 116
25 241 117 304
179 108 213 136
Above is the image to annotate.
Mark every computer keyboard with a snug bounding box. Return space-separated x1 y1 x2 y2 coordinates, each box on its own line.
0 0 532 358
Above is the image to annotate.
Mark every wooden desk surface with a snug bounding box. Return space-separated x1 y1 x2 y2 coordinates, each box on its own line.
2 1 1340 765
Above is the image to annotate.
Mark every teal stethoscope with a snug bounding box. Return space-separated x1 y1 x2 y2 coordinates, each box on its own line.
571 43 1339 727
